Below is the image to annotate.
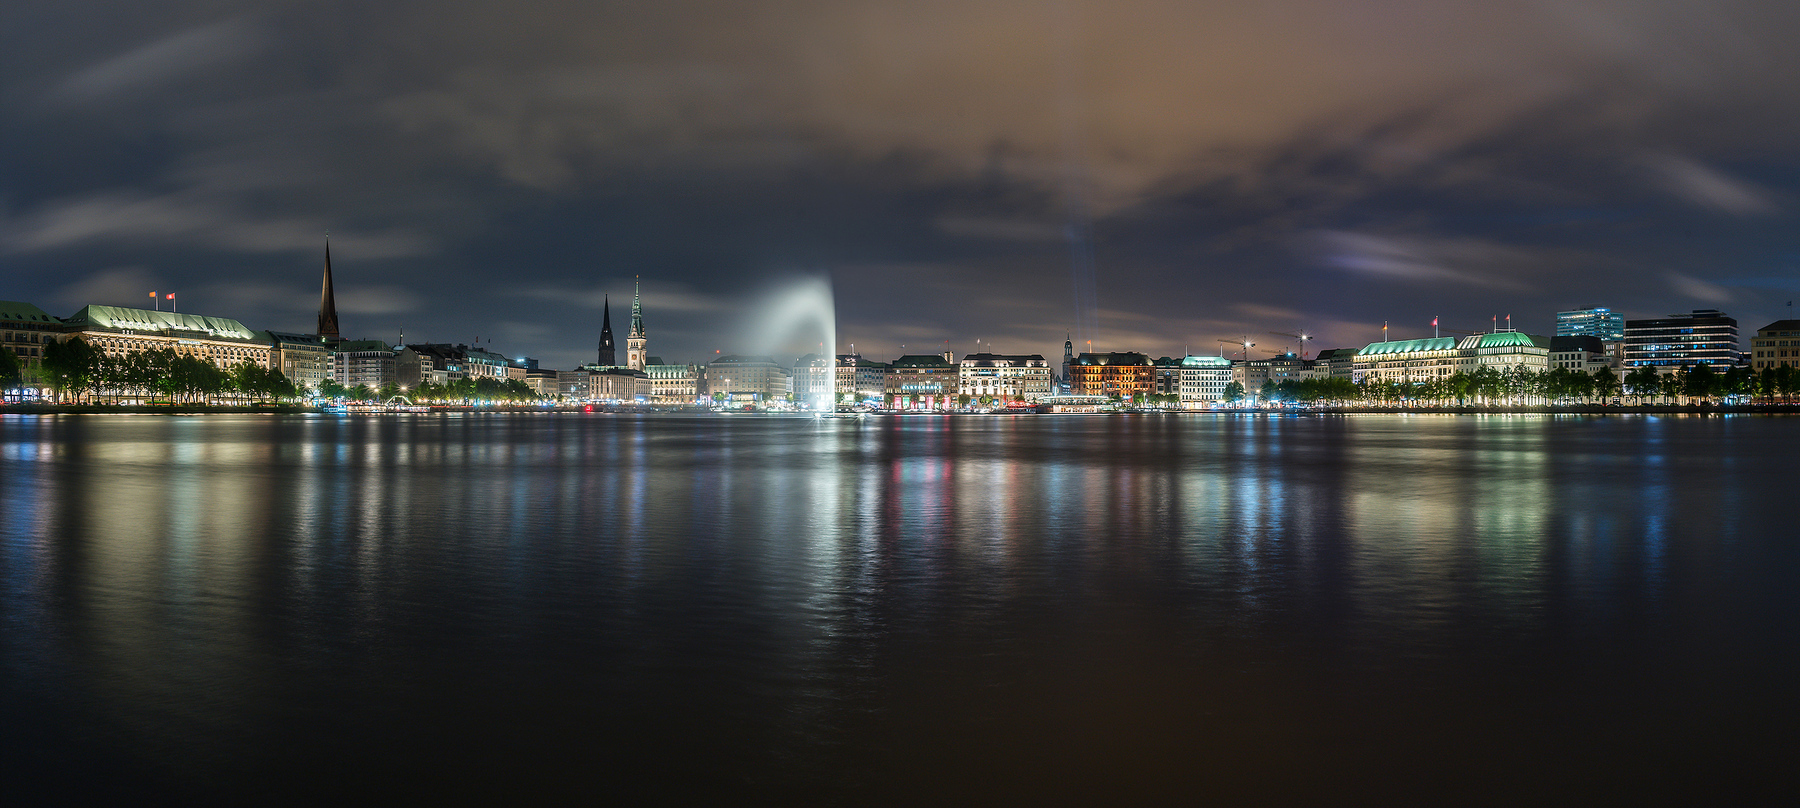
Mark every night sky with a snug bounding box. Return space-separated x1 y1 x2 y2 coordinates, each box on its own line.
6 1 1800 370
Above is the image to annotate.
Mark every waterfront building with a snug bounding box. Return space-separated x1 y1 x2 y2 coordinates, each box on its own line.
465 346 515 381
1549 335 1613 374
403 343 471 386
570 364 651 403
1068 352 1154 400
1178 355 1233 405
645 359 704 405
64 305 271 373
1555 307 1624 342
835 354 889 405
793 353 835 408
525 367 561 399
1151 357 1183 398
958 353 1053 404
1313 348 1357 381
330 339 397 389
1749 320 1800 370
1354 332 1550 384
1231 358 1272 397
1624 310 1740 368
709 355 791 404
263 330 331 391
626 280 647 372
886 354 958 409
1 300 59 376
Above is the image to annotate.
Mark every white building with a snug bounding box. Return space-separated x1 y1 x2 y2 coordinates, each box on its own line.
957 353 1053 404
1179 355 1233 405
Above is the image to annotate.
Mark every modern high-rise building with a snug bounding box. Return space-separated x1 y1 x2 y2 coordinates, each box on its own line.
1623 310 1740 368
1555 307 1624 341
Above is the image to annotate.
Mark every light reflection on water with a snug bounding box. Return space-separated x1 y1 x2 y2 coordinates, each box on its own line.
1 412 1796 803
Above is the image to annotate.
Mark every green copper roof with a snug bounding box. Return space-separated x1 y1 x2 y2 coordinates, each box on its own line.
68 305 257 340
0 301 56 323
1356 337 1457 357
1464 331 1546 349
1181 355 1232 367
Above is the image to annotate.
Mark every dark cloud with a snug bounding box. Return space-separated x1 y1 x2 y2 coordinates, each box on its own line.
5 1 1800 369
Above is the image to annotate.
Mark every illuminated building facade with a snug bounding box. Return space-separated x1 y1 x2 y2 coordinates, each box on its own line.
1556 307 1625 342
645 360 704 405
1178 355 1233 404
1068 352 1153 399
263 330 331 391
835 354 889 405
957 353 1052 403
709 355 791 403
886 354 957 409
64 305 272 373
793 353 835 407
330 339 398 389
1549 335 1614 374
1624 310 1741 368
1 300 59 375
572 365 651 402
1354 331 1550 383
1749 320 1800 370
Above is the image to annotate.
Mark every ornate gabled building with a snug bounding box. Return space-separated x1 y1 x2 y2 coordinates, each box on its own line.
885 354 958 409
957 352 1052 403
1068 351 1154 400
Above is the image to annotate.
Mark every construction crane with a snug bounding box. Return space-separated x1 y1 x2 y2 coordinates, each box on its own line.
1268 331 1313 359
1217 337 1255 359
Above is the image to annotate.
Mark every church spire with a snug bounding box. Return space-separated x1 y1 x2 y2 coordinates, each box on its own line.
317 236 340 343
598 295 616 366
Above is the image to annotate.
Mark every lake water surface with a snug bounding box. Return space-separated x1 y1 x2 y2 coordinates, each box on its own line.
2 413 1795 804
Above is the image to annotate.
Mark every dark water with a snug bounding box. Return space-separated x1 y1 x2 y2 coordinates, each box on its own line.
2 412 1796 804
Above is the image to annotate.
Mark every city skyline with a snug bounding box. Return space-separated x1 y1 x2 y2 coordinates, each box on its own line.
6 2 1800 371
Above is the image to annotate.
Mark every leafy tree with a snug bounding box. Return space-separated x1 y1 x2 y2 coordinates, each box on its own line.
319 380 349 399
1623 367 1660 404
42 337 99 403
1592 366 1621 402
1223 381 1245 404
0 347 20 394
958 393 972 409
1259 379 1280 403
1683 364 1717 402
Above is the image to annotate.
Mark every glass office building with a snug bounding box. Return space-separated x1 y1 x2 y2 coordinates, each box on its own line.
1555 307 1625 341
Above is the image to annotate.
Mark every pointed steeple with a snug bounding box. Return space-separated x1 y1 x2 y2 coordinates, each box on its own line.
318 237 340 343
629 277 644 339
626 276 647 371
598 295 616 366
